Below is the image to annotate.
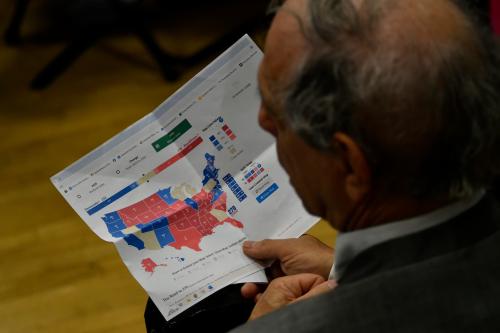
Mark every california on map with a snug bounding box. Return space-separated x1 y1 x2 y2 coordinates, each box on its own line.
101 153 243 252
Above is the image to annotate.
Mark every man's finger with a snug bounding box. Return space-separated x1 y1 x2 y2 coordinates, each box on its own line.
297 279 337 301
249 274 326 320
241 282 268 300
242 239 289 260
241 282 260 299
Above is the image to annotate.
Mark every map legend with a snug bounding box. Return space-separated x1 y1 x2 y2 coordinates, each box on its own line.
222 124 236 140
241 162 279 204
209 135 223 151
243 163 264 184
222 174 247 202
204 117 241 158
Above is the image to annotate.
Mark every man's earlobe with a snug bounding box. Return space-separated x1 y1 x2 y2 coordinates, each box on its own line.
332 133 372 203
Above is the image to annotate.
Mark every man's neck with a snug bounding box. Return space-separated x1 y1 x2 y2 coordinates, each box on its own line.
333 193 454 232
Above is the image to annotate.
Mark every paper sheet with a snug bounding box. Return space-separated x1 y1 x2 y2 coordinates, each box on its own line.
51 35 318 320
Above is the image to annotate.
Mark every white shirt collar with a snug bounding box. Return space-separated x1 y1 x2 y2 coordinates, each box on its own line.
329 189 486 280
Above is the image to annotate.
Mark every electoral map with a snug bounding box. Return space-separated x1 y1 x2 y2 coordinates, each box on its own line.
101 153 243 252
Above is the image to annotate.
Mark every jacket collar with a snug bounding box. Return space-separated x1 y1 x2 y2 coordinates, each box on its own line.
338 192 500 284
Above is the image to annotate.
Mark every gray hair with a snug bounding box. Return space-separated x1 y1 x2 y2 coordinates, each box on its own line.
281 0 500 199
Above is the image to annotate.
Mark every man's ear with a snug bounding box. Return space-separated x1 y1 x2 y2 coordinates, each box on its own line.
331 132 372 203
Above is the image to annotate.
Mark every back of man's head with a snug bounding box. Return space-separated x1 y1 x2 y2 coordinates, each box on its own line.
281 0 500 199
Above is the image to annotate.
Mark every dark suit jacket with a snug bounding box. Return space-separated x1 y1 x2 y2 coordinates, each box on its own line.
231 193 500 332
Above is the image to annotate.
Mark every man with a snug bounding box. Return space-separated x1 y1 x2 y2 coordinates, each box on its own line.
230 0 500 331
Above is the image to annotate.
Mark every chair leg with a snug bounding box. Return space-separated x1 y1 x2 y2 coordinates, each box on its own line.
30 32 99 90
112 0 180 81
4 0 30 45
134 25 180 81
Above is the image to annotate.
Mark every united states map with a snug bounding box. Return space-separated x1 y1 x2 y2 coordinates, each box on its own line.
101 153 243 251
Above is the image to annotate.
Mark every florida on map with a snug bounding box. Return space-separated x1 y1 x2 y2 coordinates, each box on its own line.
101 153 243 252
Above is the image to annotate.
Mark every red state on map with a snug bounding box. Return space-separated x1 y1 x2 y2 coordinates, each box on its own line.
112 188 243 252
141 258 167 274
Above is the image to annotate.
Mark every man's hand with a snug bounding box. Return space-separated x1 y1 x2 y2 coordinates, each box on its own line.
241 235 334 299
248 274 337 320
243 235 334 278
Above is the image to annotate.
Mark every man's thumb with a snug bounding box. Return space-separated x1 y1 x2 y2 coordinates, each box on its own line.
243 239 285 260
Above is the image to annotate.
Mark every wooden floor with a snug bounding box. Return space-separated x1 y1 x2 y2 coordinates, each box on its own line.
0 2 336 332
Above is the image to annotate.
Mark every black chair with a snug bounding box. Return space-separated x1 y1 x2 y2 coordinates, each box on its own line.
3 0 267 90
